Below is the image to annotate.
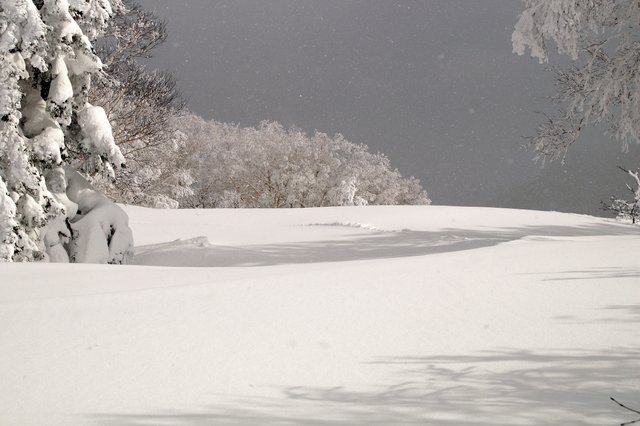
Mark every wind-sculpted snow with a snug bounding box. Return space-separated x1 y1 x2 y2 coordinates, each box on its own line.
1 206 639 425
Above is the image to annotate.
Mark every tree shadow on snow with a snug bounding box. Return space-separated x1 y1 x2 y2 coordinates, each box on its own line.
554 304 640 325
90 347 640 425
132 223 640 267
540 267 640 282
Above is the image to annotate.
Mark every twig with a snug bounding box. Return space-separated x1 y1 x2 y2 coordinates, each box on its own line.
612 397 640 415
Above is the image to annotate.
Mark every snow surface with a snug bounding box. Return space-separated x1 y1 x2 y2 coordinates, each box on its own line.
1 205 639 425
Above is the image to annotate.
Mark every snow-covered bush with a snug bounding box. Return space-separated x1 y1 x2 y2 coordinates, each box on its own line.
176 114 430 208
0 0 133 263
603 166 640 224
64 167 133 263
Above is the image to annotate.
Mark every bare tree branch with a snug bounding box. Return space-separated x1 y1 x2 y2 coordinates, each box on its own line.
612 397 640 416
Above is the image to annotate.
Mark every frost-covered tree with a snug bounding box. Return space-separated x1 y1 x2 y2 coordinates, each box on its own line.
176 114 430 208
86 1 191 208
513 0 640 161
0 0 133 263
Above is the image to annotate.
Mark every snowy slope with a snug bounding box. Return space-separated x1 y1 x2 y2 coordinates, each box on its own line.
1 206 639 426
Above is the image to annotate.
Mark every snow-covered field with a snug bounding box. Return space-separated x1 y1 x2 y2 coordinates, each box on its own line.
1 205 639 425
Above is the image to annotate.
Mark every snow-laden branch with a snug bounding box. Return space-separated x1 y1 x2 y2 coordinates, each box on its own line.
0 0 132 262
513 0 640 159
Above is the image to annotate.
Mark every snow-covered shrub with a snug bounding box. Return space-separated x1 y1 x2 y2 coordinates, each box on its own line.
603 167 640 224
64 167 133 263
0 0 133 263
176 114 430 208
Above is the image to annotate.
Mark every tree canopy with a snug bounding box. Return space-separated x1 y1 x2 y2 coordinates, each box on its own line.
513 0 640 161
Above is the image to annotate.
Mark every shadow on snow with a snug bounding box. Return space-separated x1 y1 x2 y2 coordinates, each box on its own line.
90 348 640 426
132 222 640 268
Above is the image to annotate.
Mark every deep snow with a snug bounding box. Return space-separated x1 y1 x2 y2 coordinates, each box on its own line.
1 205 639 425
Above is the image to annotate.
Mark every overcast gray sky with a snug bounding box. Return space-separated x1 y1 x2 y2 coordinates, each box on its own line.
136 0 638 215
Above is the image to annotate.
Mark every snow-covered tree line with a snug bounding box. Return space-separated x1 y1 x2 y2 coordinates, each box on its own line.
0 0 133 262
88 3 429 210
175 114 430 209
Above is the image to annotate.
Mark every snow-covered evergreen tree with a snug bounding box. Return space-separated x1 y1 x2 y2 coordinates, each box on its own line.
513 0 640 160
0 0 133 263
